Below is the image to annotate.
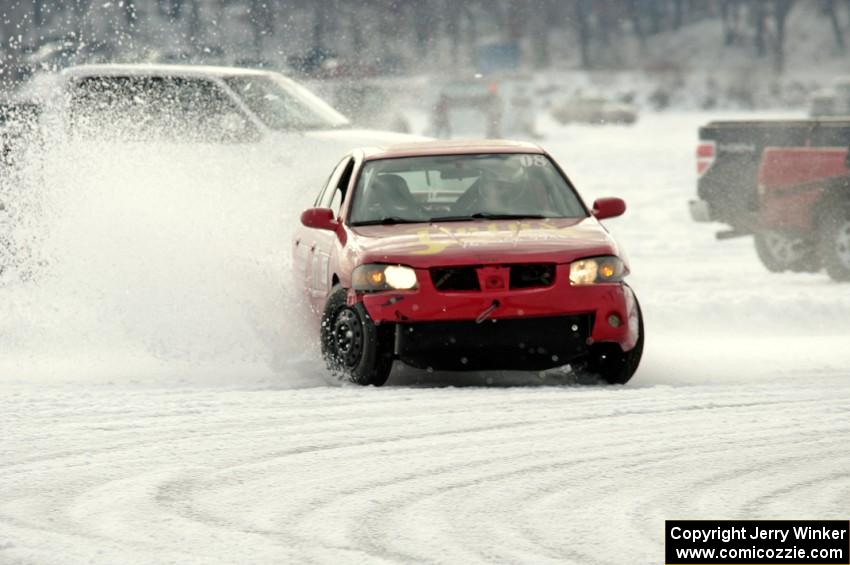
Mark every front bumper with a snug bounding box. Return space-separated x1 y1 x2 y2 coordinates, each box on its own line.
358 263 640 370
394 315 593 371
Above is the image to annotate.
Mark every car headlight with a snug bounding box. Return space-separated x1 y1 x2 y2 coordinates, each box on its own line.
352 264 418 291
569 256 627 285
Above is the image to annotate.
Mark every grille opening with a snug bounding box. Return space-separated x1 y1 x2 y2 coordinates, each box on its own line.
509 264 555 289
431 267 480 291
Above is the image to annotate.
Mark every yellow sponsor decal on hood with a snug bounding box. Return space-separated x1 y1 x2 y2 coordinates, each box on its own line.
410 220 565 255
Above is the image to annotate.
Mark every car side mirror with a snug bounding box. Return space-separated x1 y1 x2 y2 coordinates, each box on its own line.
300 208 338 231
592 197 626 220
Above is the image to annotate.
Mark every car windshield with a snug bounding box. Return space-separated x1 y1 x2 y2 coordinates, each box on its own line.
223 75 350 130
348 153 587 226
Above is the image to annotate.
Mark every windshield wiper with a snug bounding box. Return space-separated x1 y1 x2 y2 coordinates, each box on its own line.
351 216 428 226
430 213 548 222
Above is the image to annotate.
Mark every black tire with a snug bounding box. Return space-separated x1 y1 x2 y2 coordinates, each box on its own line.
320 285 394 386
818 204 850 282
753 231 820 273
578 296 644 385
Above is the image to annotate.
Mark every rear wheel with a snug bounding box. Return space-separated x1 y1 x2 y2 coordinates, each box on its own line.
320 286 394 386
753 231 820 273
818 204 850 282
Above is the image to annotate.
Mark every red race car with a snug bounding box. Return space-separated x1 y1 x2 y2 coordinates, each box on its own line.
293 140 643 385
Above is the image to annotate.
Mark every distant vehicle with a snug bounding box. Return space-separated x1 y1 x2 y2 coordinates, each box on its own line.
325 80 411 134
21 63 420 150
552 97 638 125
293 139 643 385
809 89 840 117
431 79 503 138
808 77 850 117
430 76 539 139
690 119 850 280
3 64 421 284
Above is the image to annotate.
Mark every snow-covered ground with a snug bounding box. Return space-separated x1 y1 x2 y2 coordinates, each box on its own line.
1 112 849 564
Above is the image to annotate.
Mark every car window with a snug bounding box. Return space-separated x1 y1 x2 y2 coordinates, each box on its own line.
223 75 349 130
348 153 587 225
68 75 257 142
315 158 349 206
321 158 354 216
329 188 344 216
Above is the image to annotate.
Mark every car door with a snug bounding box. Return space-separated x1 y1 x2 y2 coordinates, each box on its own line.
294 160 343 294
307 157 355 313
294 157 352 311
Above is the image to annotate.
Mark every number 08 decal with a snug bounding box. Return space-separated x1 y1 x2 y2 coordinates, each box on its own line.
519 154 548 167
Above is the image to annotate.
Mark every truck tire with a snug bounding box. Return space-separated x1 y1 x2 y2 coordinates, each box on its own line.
818 204 850 282
579 297 644 385
753 231 820 273
320 285 394 386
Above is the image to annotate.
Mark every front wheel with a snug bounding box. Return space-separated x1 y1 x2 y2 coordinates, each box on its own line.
577 297 644 385
320 286 394 386
818 204 850 282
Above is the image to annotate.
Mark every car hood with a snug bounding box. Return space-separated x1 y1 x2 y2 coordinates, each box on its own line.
347 217 624 268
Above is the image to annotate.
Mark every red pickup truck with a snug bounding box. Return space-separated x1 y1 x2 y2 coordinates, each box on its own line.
756 147 850 281
690 119 850 281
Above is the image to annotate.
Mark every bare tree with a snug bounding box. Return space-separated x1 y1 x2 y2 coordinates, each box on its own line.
412 0 433 57
646 0 661 35
249 0 274 58
753 1 767 56
595 0 613 49
123 0 137 31
158 0 183 21
721 0 742 46
575 0 591 69
444 0 461 69
34 0 47 28
822 0 845 52
530 0 553 68
504 0 525 42
629 0 646 49
3 0 850 85
463 2 477 69
312 0 327 55
772 0 795 73
347 2 365 54
187 0 202 50
672 0 684 30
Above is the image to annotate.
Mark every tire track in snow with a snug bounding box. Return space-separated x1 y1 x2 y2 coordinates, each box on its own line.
149 392 826 562
2 380 849 564
348 393 845 564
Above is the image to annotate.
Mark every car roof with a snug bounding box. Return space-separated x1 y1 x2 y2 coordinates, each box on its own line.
360 139 544 161
60 63 276 79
